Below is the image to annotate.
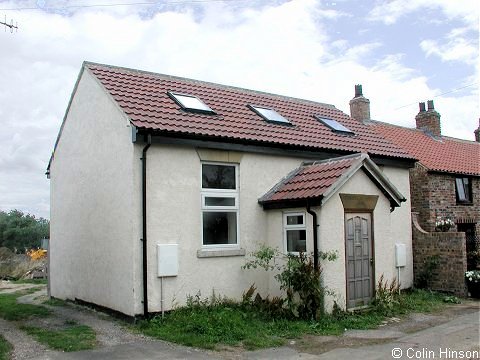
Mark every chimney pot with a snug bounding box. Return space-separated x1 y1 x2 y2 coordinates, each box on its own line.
419 102 426 112
427 100 434 111
354 84 363 97
474 118 480 143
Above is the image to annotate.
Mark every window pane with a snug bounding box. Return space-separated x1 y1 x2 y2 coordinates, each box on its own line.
203 212 237 245
170 92 214 112
463 178 471 201
254 107 290 124
456 178 467 201
202 164 236 189
315 116 354 134
205 197 235 207
287 229 306 252
287 215 304 225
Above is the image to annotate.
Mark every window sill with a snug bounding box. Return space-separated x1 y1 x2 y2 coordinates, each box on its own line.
197 248 246 258
456 201 473 206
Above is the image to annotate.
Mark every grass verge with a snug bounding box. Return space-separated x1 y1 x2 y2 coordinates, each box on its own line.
11 279 48 285
136 289 447 350
0 335 12 360
21 324 96 352
0 290 51 321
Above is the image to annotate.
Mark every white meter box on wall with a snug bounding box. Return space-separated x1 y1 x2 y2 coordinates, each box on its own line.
395 243 406 268
157 244 178 277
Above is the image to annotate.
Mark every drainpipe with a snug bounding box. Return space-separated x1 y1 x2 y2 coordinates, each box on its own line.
141 134 152 317
306 200 319 271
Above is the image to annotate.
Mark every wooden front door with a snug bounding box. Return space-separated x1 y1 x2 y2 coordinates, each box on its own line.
345 213 373 309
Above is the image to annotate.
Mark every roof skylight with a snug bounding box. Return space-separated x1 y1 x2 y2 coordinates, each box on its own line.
168 92 215 114
315 116 354 135
248 105 291 125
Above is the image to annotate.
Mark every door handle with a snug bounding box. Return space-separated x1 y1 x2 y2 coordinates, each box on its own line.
370 258 374 265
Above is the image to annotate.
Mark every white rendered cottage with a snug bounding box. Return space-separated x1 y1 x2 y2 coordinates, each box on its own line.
47 62 415 317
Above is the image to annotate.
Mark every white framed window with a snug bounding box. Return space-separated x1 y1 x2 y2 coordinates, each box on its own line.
201 163 239 246
283 212 306 253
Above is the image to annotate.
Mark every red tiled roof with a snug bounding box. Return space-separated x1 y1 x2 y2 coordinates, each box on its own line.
260 155 357 203
85 63 412 160
370 121 480 176
259 153 406 208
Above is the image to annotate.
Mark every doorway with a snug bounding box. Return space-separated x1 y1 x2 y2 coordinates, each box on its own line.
345 213 374 308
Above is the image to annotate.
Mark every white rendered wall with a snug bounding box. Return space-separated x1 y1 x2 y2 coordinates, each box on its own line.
49 69 141 316
380 166 414 291
264 167 413 312
318 168 413 311
144 145 302 311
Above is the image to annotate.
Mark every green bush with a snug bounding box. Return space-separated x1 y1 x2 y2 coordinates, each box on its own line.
243 245 337 320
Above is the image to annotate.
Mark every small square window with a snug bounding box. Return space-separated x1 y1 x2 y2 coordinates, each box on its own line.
168 92 215 114
284 213 306 253
286 229 306 252
248 105 291 125
455 177 472 204
287 215 304 226
315 115 354 135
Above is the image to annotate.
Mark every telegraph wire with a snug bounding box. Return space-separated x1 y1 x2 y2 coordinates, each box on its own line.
394 82 478 110
0 14 18 32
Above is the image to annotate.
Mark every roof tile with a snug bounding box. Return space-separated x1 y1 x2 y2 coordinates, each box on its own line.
86 63 412 159
370 121 480 176
260 155 358 203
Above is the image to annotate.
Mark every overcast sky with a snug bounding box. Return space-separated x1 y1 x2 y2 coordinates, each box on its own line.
0 0 478 219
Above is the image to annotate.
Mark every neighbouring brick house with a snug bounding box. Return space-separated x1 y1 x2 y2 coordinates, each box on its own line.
349 86 480 294
370 104 479 238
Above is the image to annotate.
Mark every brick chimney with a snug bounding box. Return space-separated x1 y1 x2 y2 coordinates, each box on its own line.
415 100 441 137
475 118 480 142
349 84 370 121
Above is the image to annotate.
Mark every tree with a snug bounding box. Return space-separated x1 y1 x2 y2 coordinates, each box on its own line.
0 210 49 252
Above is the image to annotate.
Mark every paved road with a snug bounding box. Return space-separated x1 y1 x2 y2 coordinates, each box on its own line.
30 307 479 360
308 310 480 360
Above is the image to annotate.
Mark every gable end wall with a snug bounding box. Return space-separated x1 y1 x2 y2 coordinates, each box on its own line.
49 70 141 316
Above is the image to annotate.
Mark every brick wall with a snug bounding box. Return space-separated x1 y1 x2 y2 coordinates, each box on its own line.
410 164 480 235
412 213 467 295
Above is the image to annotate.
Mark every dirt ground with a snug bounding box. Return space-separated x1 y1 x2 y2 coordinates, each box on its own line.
1 281 479 360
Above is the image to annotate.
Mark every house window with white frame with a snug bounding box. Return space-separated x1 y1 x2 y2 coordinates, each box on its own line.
201 163 239 246
284 212 306 253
